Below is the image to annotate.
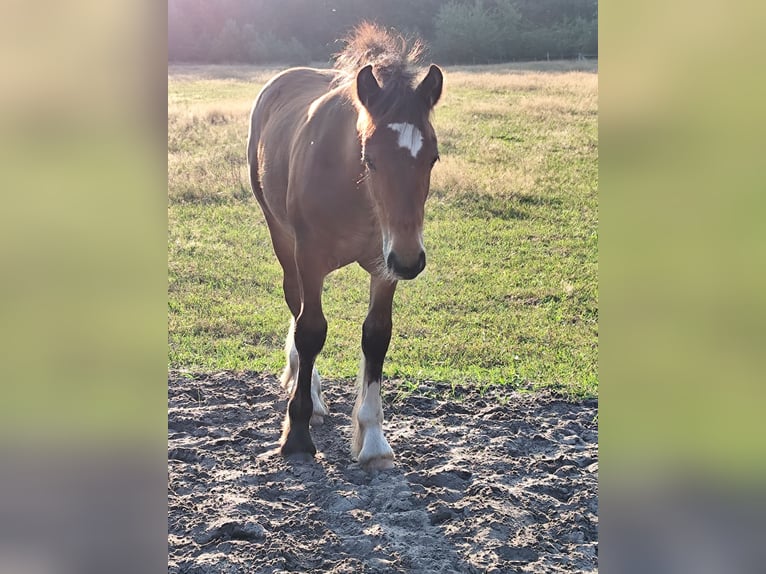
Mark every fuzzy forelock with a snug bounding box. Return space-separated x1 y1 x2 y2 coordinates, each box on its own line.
333 22 425 88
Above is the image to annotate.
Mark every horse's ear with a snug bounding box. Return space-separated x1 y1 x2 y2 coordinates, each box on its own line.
356 64 382 111
416 64 443 109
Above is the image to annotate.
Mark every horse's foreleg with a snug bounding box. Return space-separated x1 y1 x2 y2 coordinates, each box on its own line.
281 317 329 424
267 224 329 423
279 254 327 459
352 276 397 470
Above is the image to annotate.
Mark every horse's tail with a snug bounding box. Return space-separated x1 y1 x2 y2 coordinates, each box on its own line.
247 94 265 203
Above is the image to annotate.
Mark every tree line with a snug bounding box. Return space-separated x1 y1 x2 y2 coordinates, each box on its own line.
168 0 598 65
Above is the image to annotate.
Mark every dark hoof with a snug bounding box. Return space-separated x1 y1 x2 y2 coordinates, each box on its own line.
280 427 316 458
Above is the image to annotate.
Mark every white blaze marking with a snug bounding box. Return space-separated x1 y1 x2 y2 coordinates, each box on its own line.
388 122 423 158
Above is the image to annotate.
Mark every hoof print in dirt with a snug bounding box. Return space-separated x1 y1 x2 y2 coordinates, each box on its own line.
429 503 455 525
283 451 316 464
194 520 266 546
495 545 540 564
168 447 199 464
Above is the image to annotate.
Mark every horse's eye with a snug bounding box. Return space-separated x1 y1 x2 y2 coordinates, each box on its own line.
431 154 440 168
364 155 376 171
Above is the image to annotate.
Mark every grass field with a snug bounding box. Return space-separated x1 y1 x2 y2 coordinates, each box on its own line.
168 61 598 399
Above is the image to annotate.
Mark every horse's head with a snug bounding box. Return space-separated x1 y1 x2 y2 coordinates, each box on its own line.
355 64 443 280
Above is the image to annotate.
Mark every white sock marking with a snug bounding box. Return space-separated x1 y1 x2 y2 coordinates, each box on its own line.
388 122 423 159
357 389 392 463
280 318 299 389
354 359 394 466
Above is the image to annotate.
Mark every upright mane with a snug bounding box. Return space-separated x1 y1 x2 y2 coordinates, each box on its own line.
334 22 423 84
333 23 427 120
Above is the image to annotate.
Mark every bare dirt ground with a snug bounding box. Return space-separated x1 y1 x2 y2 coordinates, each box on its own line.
168 371 598 573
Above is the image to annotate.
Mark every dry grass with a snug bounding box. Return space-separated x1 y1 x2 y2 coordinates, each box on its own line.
447 69 597 94
429 63 597 200
168 64 285 84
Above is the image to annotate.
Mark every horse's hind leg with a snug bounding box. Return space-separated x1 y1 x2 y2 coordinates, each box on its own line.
352 275 397 470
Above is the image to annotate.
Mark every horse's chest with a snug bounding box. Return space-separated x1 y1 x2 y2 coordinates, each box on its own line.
325 225 381 269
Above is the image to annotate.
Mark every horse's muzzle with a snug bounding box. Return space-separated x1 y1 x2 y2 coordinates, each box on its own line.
387 250 426 280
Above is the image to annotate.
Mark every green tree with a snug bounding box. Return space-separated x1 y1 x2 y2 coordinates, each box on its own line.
167 0 598 64
211 18 244 63
433 0 502 64
494 0 523 60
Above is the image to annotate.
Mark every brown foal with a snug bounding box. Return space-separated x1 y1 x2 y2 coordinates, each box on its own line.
247 24 442 469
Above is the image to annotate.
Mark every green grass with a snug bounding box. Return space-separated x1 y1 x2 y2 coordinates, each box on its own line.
168 62 598 399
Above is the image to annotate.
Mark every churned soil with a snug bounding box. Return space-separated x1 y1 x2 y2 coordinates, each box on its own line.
168 371 598 573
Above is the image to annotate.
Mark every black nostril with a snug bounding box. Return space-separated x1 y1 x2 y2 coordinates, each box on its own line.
387 251 426 279
386 251 397 272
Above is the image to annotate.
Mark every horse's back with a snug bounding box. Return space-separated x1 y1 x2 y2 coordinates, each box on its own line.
248 68 338 225
248 68 336 170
